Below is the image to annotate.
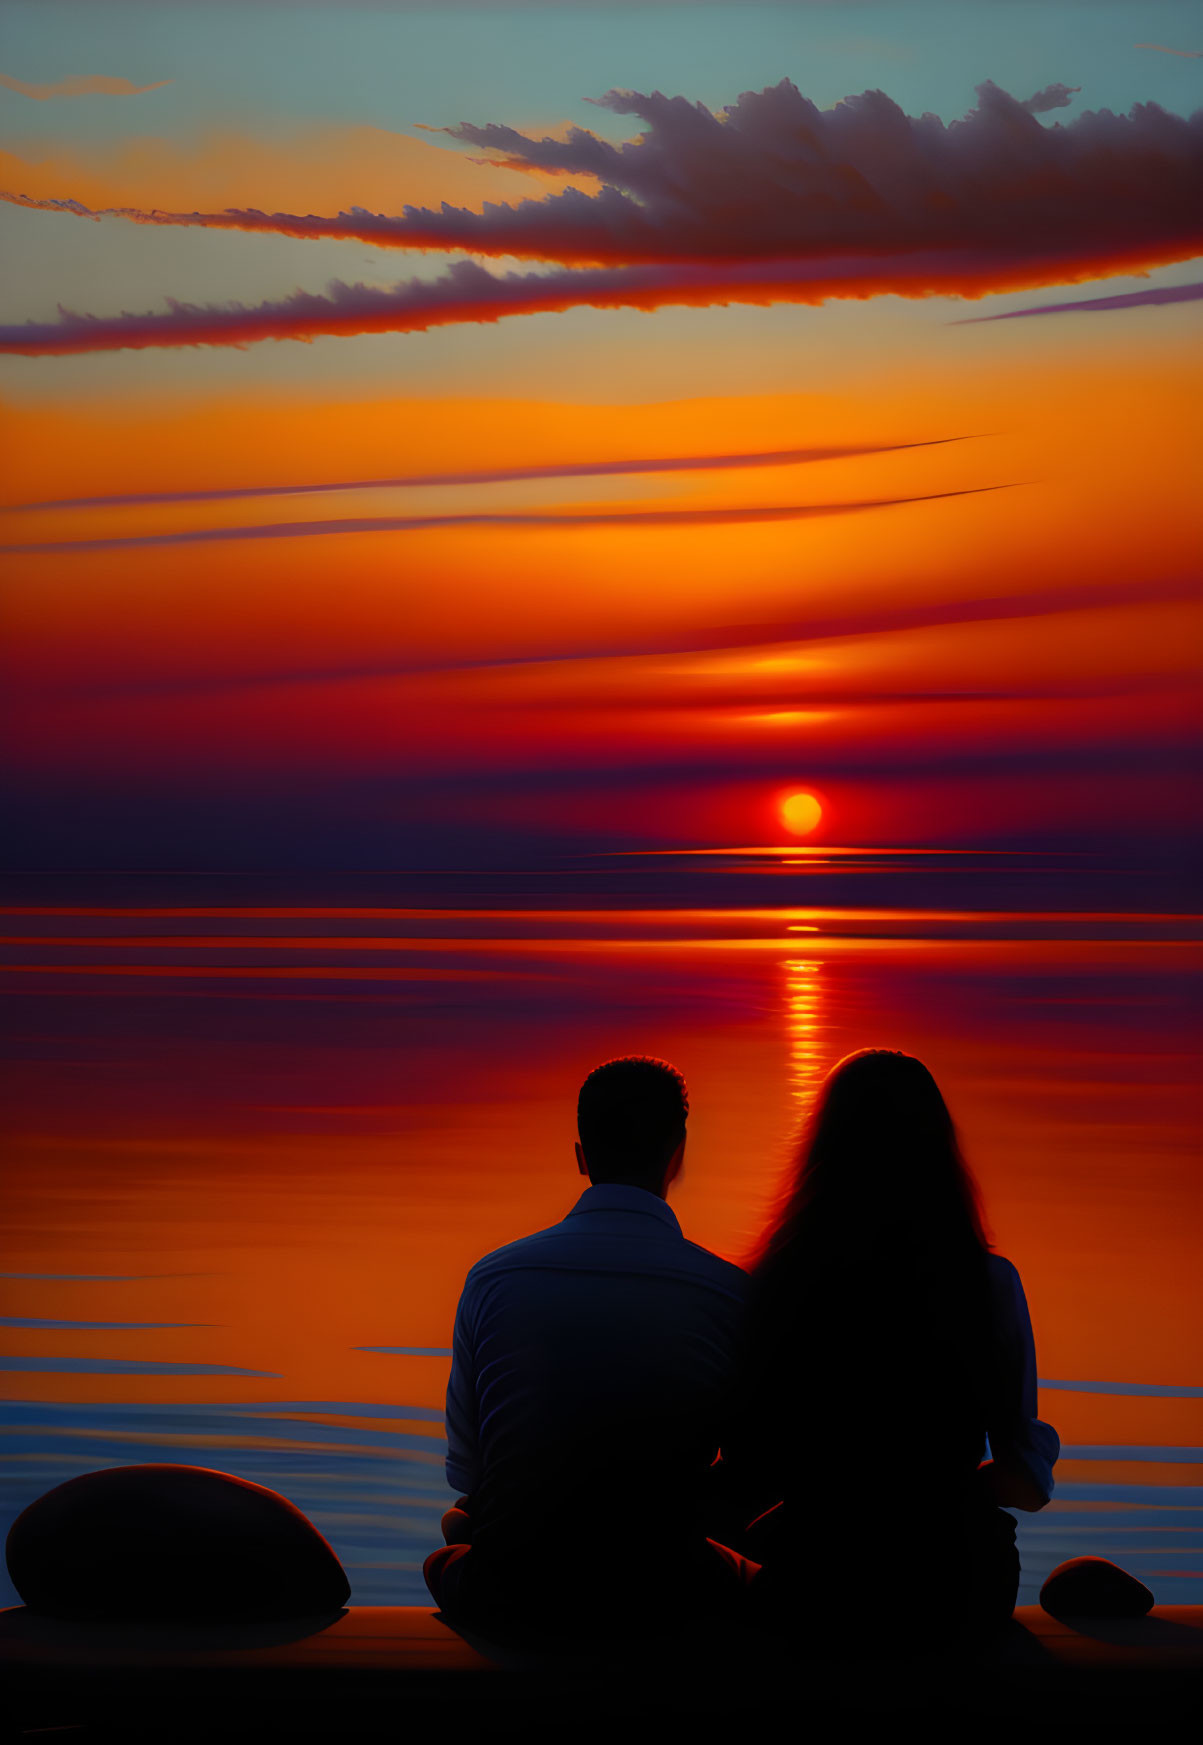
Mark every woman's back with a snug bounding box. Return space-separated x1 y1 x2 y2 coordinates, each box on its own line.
723 1050 1058 1624
731 1242 991 1513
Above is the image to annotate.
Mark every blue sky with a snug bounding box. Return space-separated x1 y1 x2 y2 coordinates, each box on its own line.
2 0 1200 146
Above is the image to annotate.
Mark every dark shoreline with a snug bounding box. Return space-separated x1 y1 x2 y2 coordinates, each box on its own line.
3 1603 1201 1740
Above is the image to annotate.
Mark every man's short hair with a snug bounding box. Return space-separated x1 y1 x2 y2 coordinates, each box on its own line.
576 1056 689 1188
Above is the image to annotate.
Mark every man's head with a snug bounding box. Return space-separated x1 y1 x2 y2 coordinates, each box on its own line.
575 1056 689 1196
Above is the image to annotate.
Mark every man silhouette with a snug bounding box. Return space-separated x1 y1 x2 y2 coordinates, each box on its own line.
424 1056 755 1634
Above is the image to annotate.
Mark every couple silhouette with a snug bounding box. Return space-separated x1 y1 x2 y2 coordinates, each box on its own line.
424 1049 1059 1639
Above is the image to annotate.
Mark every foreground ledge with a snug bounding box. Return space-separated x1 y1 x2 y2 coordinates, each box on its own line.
2 1604 1200 1739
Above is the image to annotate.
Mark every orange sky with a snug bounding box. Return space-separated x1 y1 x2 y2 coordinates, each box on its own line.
3 341 1199 858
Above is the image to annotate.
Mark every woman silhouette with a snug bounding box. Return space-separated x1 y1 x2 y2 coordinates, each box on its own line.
719 1049 1059 1629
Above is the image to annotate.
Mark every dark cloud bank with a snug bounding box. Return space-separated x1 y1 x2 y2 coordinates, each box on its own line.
1 80 1200 354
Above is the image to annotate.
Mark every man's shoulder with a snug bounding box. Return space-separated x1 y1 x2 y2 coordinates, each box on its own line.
462 1217 747 1297
677 1237 749 1293
463 1219 574 1283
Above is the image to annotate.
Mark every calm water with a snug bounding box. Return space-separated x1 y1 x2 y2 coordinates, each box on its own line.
2 853 1200 1608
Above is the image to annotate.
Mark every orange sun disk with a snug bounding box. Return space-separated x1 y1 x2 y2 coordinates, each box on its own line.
781 791 823 835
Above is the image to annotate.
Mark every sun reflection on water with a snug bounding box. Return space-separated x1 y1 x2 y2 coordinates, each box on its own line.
784 957 826 1111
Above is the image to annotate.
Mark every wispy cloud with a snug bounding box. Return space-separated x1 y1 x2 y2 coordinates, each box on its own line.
0 484 1011 554
953 280 1203 323
0 72 172 100
2 435 975 515
79 575 1198 701
1020 83 1080 114
1135 44 1202 60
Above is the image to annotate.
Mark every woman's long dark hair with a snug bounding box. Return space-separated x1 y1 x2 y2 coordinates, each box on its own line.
740 1049 996 1486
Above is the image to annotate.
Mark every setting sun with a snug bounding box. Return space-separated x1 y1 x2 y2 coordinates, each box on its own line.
780 791 823 835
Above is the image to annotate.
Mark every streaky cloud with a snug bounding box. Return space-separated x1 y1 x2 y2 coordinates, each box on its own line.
0 1356 280 1376
0 1317 215 1329
0 484 1013 554
1 435 975 516
80 576 1199 701
521 674 1188 716
1040 1378 1203 1397
225 1402 446 1419
4 246 1197 358
1057 1445 1203 1461
953 280 1203 323
1135 44 1202 59
0 73 172 100
0 1270 219 1280
357 1347 453 1357
336 725 1203 795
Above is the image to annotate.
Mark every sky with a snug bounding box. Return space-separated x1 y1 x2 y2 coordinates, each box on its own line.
1 0 1200 869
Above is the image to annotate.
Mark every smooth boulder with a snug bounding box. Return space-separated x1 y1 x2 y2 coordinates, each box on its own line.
6 1463 351 1621
1040 1556 1154 1619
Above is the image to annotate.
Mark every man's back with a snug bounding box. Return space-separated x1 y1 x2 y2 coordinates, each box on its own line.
444 1185 746 1606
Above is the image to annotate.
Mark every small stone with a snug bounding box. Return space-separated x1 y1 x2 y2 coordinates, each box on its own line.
1040 1556 1154 1619
5 1463 351 1621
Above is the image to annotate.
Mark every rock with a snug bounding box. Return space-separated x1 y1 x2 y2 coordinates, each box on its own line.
1040 1557 1154 1619
5 1463 351 1622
